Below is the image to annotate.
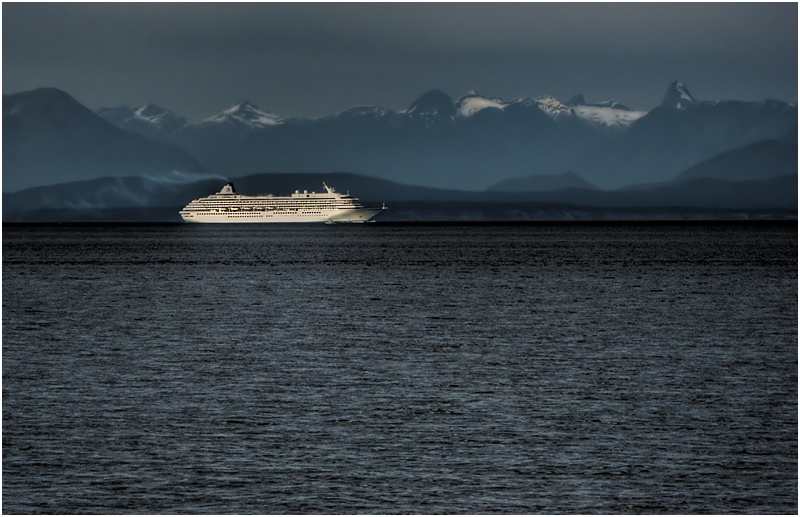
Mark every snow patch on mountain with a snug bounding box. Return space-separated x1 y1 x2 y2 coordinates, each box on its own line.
202 101 285 128
451 92 648 129
333 105 393 119
536 94 647 128
533 96 575 121
456 92 508 117
572 105 646 129
96 104 189 135
134 103 170 121
132 104 189 131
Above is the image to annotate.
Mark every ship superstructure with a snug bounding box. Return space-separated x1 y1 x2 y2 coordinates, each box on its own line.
179 182 386 223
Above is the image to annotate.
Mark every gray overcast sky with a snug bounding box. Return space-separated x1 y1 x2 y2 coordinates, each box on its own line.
3 2 797 120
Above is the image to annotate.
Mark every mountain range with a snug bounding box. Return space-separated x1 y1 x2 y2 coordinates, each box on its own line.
3 88 209 193
2 81 797 221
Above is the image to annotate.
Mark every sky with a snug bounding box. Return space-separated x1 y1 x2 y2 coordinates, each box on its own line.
3 2 797 121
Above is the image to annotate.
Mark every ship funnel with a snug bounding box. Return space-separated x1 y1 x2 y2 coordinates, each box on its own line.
219 183 236 194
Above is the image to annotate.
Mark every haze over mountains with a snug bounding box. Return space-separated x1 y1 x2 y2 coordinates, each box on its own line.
2 81 797 221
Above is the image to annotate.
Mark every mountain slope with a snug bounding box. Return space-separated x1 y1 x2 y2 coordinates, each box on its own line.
574 82 798 187
3 88 208 192
673 138 797 183
96 104 190 141
200 101 287 133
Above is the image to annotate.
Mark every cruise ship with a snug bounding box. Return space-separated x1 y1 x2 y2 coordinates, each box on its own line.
179 182 386 223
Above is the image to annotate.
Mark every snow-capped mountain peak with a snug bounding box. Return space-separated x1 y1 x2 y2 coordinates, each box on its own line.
405 89 457 121
536 94 646 129
132 103 189 131
95 103 189 134
455 92 508 118
572 104 647 129
222 100 259 115
203 101 285 128
533 95 575 121
134 103 170 119
662 80 698 110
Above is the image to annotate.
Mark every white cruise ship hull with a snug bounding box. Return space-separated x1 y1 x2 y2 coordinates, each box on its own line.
180 207 384 224
179 182 386 224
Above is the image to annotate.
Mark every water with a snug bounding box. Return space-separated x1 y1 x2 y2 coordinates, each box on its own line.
3 222 797 514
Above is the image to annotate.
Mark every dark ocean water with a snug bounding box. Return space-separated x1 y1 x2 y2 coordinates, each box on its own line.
3 222 797 514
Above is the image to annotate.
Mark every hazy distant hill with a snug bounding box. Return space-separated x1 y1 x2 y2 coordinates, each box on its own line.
2 175 224 214
4 171 795 222
486 172 598 192
3 88 209 192
2 173 463 220
672 137 797 183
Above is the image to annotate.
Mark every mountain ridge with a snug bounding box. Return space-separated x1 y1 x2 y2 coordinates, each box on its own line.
5 83 797 195
3 88 209 192
92 82 794 189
